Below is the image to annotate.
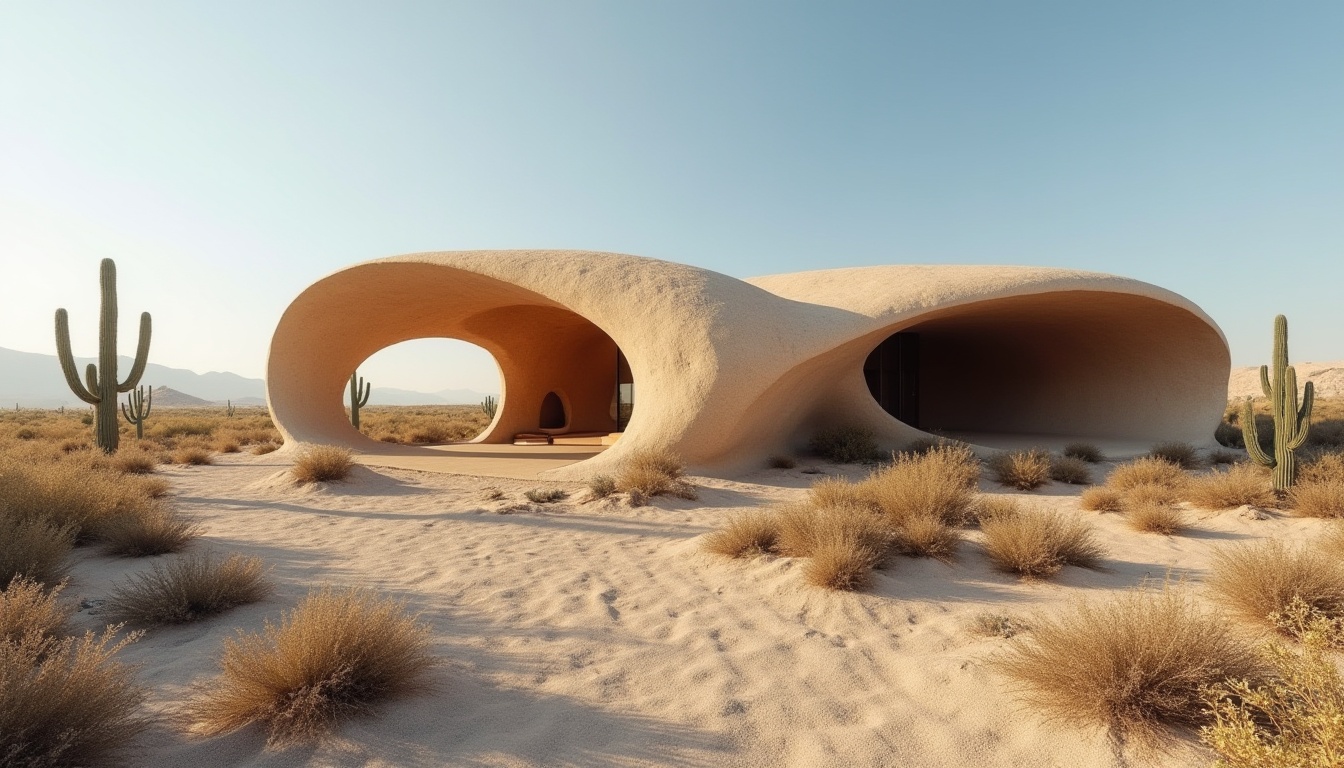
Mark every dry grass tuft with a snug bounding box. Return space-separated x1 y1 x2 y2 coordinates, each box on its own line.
968 495 1022 526
0 514 74 588
93 505 200 557
1106 457 1189 492
1208 541 1344 631
1049 455 1092 485
1122 482 1184 508
803 531 884 591
1149 441 1202 470
1184 463 1275 510
1207 449 1242 466
250 442 280 455
808 476 876 511
774 503 891 559
809 426 881 464
970 611 1029 639
172 446 214 466
767 455 796 469
1302 452 1344 484
862 444 980 524
0 626 148 767
701 511 780 558
523 488 568 504
614 448 697 500
1079 487 1124 513
987 449 1052 491
981 509 1104 578
0 578 72 644
1062 443 1104 463
993 585 1266 747
1287 479 1344 519
187 586 436 746
105 552 271 626
1125 501 1189 535
111 448 159 475
890 514 961 560
291 445 354 484
586 475 616 499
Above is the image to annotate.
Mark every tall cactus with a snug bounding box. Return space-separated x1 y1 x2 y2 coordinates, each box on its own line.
349 371 371 429
481 395 498 419
226 400 236 418
1243 315 1314 493
121 384 152 440
55 259 152 453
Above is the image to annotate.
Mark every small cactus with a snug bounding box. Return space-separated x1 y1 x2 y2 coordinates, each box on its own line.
121 385 152 440
481 395 498 419
226 400 237 418
349 371 371 429
55 258 152 453
1243 315 1314 492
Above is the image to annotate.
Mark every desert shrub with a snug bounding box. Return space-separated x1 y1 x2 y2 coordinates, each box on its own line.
1049 456 1092 485
105 553 270 626
890 513 960 560
524 488 568 504
701 511 780 558
987 449 1052 491
1079 487 1124 513
970 612 1029 639
1209 541 1344 632
250 442 280 455
1106 457 1189 491
149 417 215 438
614 448 696 500
981 509 1104 578
1215 419 1244 448
1123 481 1184 508
0 627 147 767
1288 479 1344 519
1149 441 1201 470
861 444 979 524
212 438 241 454
0 454 162 542
1126 502 1189 535
1062 442 1104 463
1202 602 1344 767
186 586 435 745
967 496 1022 526
767 455 796 469
1184 463 1275 510
93 505 199 557
586 475 616 499
172 447 214 466
290 445 353 484
111 449 158 475
1208 449 1242 466
803 530 884 591
993 586 1265 747
0 578 71 644
15 427 37 440
808 477 876 511
479 487 505 502
774 502 891 559
809 426 881 464
0 514 74 588
1302 451 1344 484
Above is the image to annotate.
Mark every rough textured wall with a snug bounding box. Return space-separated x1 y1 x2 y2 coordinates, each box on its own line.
267 252 1230 478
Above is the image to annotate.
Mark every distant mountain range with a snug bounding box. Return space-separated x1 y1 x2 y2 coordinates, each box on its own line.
0 347 496 408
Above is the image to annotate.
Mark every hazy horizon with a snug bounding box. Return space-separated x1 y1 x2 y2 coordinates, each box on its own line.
3 3 1341 394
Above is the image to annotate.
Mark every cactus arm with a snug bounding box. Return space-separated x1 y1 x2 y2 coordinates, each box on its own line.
117 312 152 391
86 364 101 399
1259 364 1272 399
121 399 133 424
1287 380 1314 451
143 385 152 419
55 309 100 404
1242 398 1273 467
358 379 371 408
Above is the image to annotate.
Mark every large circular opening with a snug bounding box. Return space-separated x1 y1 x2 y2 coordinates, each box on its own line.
348 338 502 444
861 290 1228 442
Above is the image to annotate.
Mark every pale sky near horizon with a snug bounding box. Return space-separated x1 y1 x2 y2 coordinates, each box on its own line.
2 2 1341 395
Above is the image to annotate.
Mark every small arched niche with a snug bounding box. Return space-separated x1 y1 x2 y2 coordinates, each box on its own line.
539 391 568 432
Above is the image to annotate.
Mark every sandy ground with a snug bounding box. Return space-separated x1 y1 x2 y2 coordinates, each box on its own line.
63 451 1330 768
1229 359 1344 399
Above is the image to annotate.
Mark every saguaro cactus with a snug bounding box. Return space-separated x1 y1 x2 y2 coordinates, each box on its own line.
121 384 152 440
349 371 371 429
226 400 236 418
1243 315 1314 493
55 259 152 453
481 395 498 419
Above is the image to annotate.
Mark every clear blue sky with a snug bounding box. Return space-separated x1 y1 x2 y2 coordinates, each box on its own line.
2 2 1341 394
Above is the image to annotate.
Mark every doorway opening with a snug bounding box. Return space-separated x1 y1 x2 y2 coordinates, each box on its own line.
864 332 920 428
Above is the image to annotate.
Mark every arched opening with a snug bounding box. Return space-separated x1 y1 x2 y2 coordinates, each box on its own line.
539 391 567 431
860 290 1229 443
351 338 502 444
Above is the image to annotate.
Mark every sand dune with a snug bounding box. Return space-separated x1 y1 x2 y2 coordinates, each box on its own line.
61 451 1327 767
1229 360 1344 399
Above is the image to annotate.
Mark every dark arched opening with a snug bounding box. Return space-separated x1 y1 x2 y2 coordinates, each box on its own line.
539 391 567 430
864 332 920 428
